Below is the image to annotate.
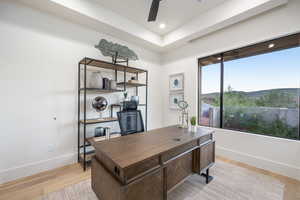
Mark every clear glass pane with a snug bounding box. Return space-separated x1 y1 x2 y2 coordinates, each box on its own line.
223 47 300 140
200 63 220 127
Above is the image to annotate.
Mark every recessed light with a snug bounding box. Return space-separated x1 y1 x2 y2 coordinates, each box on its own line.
268 43 275 48
217 57 221 60
159 23 166 29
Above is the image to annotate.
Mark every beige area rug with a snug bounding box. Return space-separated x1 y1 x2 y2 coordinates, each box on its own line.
41 161 284 200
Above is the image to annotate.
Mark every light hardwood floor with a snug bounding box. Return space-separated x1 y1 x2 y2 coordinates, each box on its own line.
0 156 299 200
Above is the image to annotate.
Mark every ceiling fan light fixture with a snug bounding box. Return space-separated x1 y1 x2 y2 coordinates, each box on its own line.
268 43 275 48
159 23 166 29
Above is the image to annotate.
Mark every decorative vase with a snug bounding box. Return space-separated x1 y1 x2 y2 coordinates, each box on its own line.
102 78 110 89
90 72 103 88
131 96 139 105
95 127 106 137
110 80 117 90
178 110 189 128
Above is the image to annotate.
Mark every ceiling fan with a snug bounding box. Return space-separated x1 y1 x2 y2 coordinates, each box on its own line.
147 0 162 22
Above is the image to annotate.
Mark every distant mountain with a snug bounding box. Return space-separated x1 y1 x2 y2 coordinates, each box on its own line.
245 88 299 98
202 88 299 99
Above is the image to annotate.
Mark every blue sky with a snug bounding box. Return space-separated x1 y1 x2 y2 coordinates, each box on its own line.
201 46 300 94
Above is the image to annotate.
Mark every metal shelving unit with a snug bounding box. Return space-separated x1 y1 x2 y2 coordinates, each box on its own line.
78 57 148 170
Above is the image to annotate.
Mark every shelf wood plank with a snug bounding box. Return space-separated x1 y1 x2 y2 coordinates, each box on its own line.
117 82 147 88
80 134 121 163
79 88 124 94
87 134 121 146
111 103 146 107
80 152 95 163
79 57 147 74
80 117 118 125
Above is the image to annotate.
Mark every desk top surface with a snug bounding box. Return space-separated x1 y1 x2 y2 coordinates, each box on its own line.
93 126 213 169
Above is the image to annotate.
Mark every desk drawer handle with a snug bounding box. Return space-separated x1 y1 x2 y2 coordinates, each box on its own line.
163 146 199 165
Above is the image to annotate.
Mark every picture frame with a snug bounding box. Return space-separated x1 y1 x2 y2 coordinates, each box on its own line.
169 73 184 92
169 92 184 110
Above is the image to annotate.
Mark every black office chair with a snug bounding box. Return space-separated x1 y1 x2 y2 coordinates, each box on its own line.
117 110 145 136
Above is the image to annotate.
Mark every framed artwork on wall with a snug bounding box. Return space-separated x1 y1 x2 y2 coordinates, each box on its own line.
169 73 184 92
169 92 184 110
169 73 184 109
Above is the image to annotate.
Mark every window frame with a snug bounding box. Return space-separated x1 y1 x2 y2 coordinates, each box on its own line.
197 33 300 141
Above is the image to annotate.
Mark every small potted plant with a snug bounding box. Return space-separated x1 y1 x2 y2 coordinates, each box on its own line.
123 91 128 101
190 116 197 132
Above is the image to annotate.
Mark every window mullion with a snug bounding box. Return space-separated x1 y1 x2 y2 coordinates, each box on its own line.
220 54 224 128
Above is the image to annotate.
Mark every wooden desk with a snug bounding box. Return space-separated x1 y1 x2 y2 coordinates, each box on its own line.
91 126 215 200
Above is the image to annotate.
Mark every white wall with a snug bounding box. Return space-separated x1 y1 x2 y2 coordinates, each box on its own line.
0 1 163 183
1 0 300 184
162 0 300 180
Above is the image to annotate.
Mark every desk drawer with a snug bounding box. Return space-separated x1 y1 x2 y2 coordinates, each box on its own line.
199 133 213 144
124 156 160 182
92 157 163 200
123 168 163 200
199 140 215 172
166 151 193 191
162 140 198 163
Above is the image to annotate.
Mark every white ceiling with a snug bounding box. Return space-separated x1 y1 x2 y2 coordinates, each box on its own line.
93 0 227 35
19 0 289 52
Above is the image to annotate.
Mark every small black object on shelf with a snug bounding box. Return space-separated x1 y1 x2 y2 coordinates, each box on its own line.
102 78 110 89
95 127 106 137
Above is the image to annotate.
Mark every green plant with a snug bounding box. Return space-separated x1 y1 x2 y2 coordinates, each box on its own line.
123 91 128 99
190 116 196 126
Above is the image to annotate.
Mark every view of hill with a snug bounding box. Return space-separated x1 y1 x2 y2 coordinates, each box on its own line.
202 88 299 108
203 88 299 98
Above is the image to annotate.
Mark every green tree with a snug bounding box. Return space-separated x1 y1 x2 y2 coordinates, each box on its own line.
256 90 296 108
205 86 298 140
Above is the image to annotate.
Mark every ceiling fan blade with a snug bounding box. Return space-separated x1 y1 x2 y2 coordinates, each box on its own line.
148 0 161 22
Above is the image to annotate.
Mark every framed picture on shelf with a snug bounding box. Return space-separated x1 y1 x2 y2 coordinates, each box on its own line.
169 93 184 110
169 73 184 92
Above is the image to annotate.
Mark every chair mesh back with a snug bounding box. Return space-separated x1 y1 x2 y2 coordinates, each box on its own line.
117 110 144 135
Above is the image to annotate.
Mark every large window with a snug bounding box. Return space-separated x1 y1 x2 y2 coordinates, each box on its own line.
198 33 300 140
199 63 220 128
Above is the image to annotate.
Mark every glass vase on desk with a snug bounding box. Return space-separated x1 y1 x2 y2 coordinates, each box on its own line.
178 110 189 128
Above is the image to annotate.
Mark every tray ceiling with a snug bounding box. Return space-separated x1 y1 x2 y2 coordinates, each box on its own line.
92 0 227 36
18 0 289 52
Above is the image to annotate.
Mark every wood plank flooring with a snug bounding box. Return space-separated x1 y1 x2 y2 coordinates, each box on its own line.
0 156 299 200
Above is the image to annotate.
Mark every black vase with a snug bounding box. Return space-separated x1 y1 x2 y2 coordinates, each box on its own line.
103 78 110 89
95 127 106 137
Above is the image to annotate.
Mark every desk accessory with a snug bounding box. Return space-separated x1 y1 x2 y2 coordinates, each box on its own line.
110 80 117 89
102 78 110 89
95 127 106 137
92 96 108 118
178 100 189 128
131 96 139 105
190 116 197 132
90 72 103 88
123 91 128 101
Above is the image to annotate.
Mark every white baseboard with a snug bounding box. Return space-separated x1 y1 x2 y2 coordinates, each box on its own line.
0 153 77 184
1 147 299 184
216 146 300 181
